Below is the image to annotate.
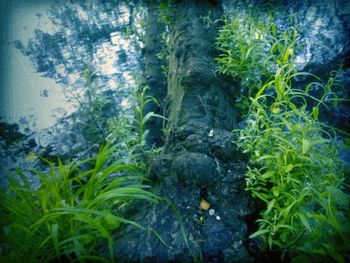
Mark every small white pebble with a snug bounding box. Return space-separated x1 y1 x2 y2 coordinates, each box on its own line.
216 215 221 221
208 129 214 137
208 209 215 216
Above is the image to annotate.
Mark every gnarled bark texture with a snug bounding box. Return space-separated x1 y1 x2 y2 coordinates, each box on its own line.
114 1 253 262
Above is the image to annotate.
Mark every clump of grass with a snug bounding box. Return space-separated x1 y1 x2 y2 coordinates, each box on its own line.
0 143 161 263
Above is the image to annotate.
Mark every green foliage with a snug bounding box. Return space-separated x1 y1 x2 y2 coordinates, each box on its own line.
0 144 161 263
215 11 300 113
155 30 170 78
68 68 111 145
123 16 145 45
121 4 146 46
237 93 350 261
156 31 170 78
157 1 173 78
107 85 167 156
217 8 350 262
158 0 173 28
134 86 167 147
0 68 173 263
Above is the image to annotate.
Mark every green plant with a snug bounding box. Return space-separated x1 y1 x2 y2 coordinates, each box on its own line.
107 85 166 155
134 86 167 147
123 19 145 45
68 68 111 146
215 10 300 113
237 93 349 262
216 8 350 262
156 30 170 78
236 48 350 263
156 1 173 78
0 144 162 263
158 0 173 28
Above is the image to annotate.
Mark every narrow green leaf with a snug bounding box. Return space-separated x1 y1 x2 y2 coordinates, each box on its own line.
261 170 275 179
51 224 60 258
302 139 310 154
282 200 297 217
297 212 311 231
249 229 270 238
268 234 273 249
272 187 279 197
283 48 293 63
285 164 294 173
265 199 275 215
312 106 319 119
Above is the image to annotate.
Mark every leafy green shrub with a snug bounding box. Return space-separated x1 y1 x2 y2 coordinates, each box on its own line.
216 8 350 262
0 144 161 263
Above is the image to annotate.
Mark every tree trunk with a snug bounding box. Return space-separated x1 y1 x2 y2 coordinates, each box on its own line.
114 1 253 262
142 1 167 147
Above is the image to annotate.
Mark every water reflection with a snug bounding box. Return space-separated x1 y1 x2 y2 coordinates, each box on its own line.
0 0 70 132
2 0 145 133
20 0 144 89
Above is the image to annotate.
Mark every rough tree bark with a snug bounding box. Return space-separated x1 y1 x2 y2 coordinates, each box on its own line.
114 1 253 262
142 1 168 147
